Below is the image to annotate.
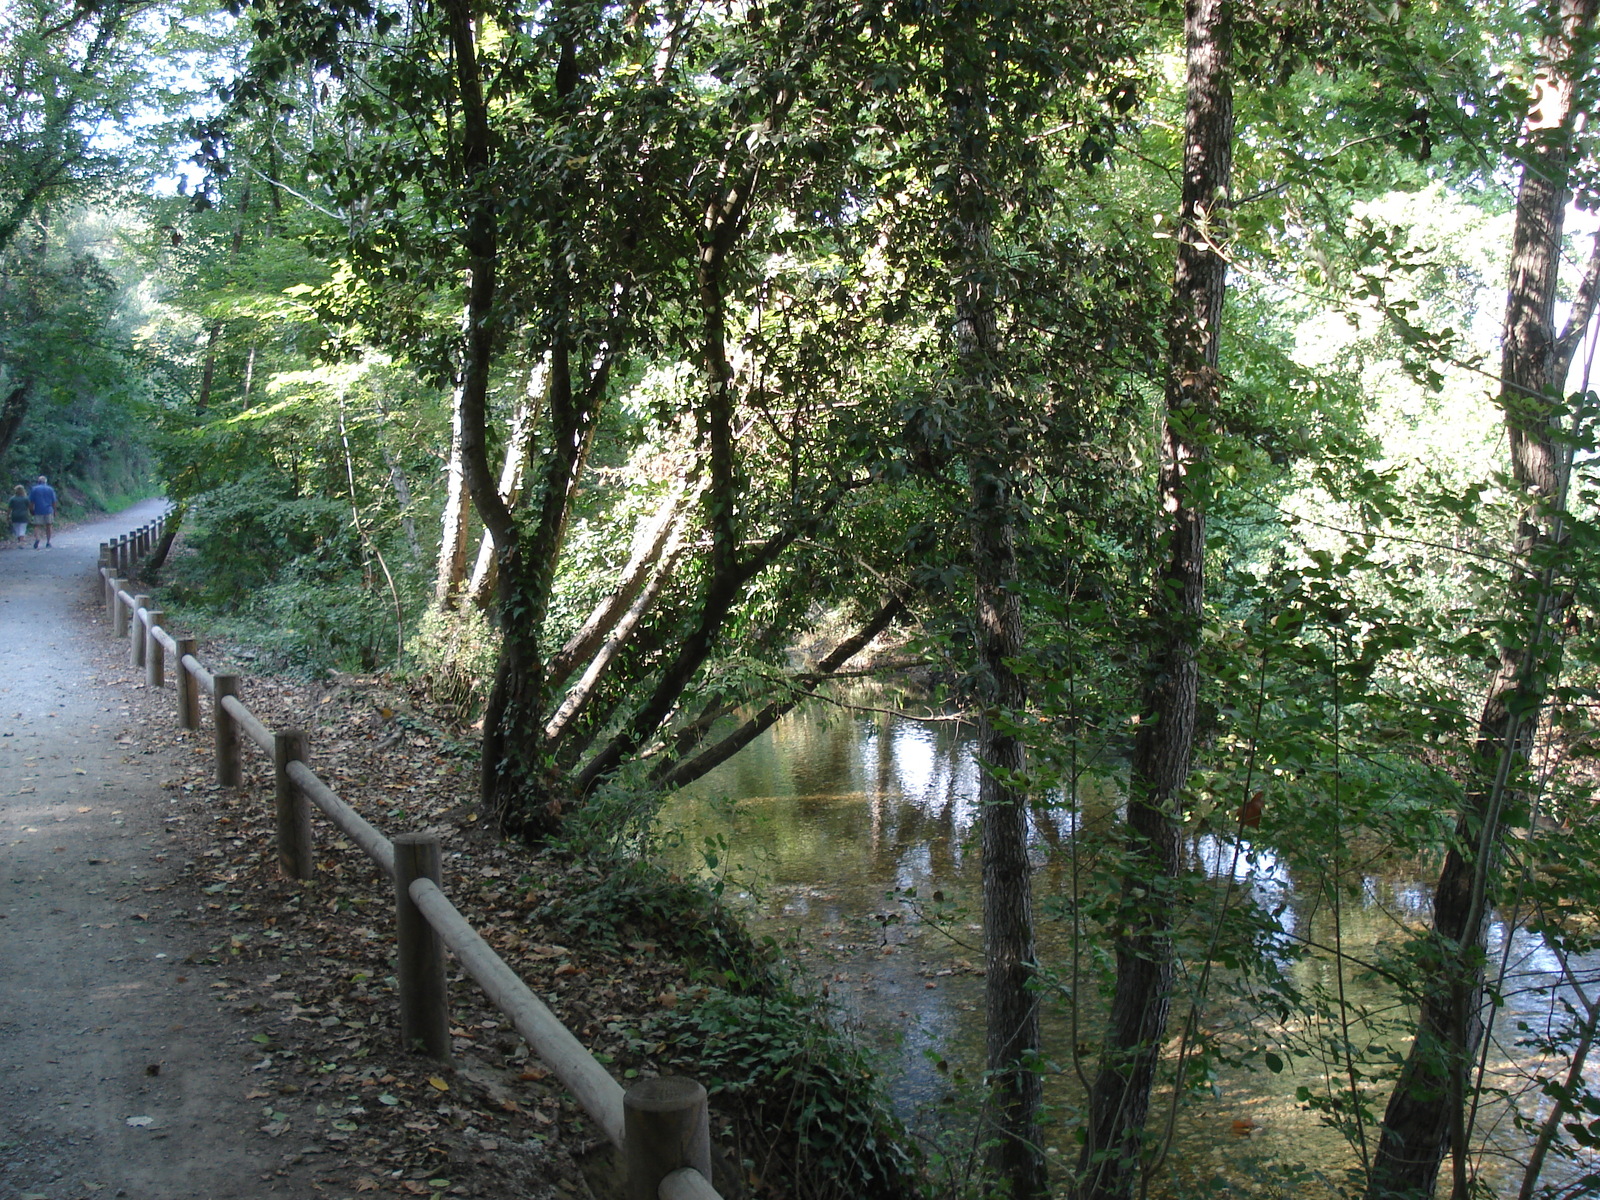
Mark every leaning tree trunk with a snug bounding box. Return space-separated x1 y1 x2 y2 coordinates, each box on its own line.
145 501 184 574
1075 2 1232 1197
1366 2 1599 1196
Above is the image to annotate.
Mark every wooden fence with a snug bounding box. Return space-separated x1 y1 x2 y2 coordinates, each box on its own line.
96 512 721 1200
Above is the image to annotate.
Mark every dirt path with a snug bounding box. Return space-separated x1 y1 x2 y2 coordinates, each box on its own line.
0 501 326 1200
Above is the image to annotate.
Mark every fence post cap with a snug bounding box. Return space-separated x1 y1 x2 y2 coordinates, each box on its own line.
624 1076 707 1111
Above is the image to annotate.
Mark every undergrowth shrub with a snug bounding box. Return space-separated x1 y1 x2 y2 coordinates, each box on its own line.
649 987 922 1200
410 606 499 724
538 856 922 1200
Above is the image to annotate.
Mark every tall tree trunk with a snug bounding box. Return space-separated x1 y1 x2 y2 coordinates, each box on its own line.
571 97 791 800
1366 2 1598 1195
943 24 1045 1199
436 0 537 833
454 7 611 839
433 349 474 611
1076 1 1232 1197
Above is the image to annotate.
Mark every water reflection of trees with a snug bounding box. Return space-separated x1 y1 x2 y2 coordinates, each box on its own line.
665 704 1600 1195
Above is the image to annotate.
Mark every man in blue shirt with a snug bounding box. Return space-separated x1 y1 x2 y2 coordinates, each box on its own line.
29 475 56 548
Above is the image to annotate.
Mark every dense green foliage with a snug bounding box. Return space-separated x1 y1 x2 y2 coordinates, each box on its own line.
9 0 1600 1196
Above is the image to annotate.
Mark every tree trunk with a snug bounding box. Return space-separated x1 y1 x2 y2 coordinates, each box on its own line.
0 378 31 461
196 181 252 414
1076 2 1232 1197
467 357 548 606
651 594 905 792
971 455 1043 1200
571 119 783 800
381 442 422 563
433 359 474 611
942 24 1046 1198
545 484 689 691
437 0 537 833
544 525 688 748
145 502 184 573
1366 2 1598 1195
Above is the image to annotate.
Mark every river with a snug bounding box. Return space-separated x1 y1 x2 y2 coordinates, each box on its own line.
659 697 1600 1196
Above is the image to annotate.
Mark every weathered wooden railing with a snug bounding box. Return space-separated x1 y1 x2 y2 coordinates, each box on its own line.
94 521 720 1200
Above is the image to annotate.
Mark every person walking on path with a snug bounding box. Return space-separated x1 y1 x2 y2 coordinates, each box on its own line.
7 484 27 547
29 473 56 547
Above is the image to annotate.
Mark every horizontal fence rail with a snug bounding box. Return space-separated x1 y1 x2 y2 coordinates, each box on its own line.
91 516 721 1200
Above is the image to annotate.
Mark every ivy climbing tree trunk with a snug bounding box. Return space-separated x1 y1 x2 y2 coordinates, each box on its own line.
1366 1 1600 1195
1075 1 1232 1196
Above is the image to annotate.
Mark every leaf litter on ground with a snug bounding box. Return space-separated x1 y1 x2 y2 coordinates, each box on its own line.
96 636 701 1200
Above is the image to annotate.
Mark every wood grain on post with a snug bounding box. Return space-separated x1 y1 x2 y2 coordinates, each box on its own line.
129 595 150 668
624 1077 712 1200
104 572 119 621
176 638 201 730
117 535 130 575
213 674 242 787
274 730 314 881
145 611 165 688
112 586 129 638
393 833 450 1060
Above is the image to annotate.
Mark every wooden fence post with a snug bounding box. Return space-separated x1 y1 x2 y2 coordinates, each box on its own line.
112 583 129 638
176 637 200 730
105 572 119 622
129 595 150 668
213 675 241 787
99 542 111 570
117 535 130 575
624 1077 712 1200
394 832 451 1060
145 611 165 688
274 730 314 881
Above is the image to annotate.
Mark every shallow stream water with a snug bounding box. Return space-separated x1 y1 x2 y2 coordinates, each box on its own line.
659 699 1600 1196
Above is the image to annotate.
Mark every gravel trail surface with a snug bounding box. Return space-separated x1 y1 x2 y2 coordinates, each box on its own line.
0 500 324 1200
